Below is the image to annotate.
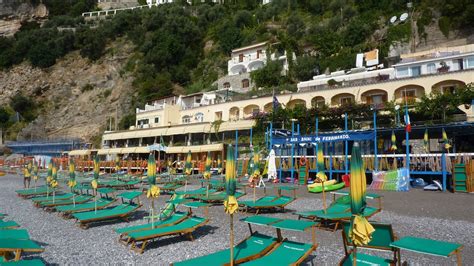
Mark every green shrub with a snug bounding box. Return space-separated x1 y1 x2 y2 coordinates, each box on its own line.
438 16 451 38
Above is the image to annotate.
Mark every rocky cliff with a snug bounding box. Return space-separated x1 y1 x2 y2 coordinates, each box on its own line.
0 0 48 36
0 38 135 143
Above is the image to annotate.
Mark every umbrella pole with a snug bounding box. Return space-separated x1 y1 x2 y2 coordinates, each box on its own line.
53 190 55 204
322 181 327 214
94 188 97 214
253 186 256 203
151 199 155 228
34 179 37 193
73 193 76 207
353 246 357 266
230 213 234 266
206 183 209 198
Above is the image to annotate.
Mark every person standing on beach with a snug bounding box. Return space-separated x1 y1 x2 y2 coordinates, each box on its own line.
23 162 32 188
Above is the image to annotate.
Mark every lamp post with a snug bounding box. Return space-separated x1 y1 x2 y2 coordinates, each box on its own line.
395 105 401 127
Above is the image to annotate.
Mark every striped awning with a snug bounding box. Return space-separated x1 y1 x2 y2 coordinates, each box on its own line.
165 143 223 154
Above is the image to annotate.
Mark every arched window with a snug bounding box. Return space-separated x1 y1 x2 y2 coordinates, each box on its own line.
195 112 204 122
242 79 250 88
182 115 192 124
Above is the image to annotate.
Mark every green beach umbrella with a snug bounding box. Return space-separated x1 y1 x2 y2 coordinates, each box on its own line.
92 155 100 212
68 159 77 206
442 128 451 151
224 144 238 266
391 130 397 151
349 142 375 264
424 129 429 152
317 145 324 171
146 153 159 227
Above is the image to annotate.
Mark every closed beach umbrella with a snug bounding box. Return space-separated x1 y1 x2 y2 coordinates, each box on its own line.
317 145 324 171
224 145 238 266
442 128 451 151
92 155 100 212
217 154 222 174
185 151 192 175
51 162 59 203
33 161 39 191
424 129 429 152
46 161 53 197
349 142 375 264
146 153 160 227
391 131 397 151
267 149 277 181
68 158 77 206
204 151 212 197
115 156 121 174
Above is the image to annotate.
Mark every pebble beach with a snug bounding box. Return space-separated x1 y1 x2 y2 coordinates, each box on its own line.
1 173 473 265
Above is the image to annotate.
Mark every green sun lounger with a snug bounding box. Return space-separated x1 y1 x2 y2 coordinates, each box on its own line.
0 230 29 240
175 187 210 196
160 183 183 192
0 239 44 261
15 187 49 198
0 221 19 230
172 232 279 266
239 195 280 206
0 259 45 266
296 203 350 220
39 195 93 208
315 206 380 231
72 203 141 229
240 240 316 266
0 214 6 220
341 221 399 264
115 211 189 243
194 191 245 203
30 193 74 203
127 216 209 253
339 252 393 266
56 198 116 217
241 196 295 214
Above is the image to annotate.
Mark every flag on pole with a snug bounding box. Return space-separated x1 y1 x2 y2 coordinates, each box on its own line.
404 109 411 133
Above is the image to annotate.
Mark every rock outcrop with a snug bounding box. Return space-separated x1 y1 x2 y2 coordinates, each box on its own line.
0 0 48 36
0 39 135 142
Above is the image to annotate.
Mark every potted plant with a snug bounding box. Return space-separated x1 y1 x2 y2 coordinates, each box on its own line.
437 61 450 73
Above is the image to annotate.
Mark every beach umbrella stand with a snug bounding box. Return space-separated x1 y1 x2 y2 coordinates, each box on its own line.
146 153 159 228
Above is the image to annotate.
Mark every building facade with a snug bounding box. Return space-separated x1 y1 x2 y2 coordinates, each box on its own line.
84 44 474 158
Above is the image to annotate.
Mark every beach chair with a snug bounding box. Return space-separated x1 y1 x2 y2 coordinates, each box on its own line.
0 239 44 261
296 203 350 220
0 221 19 230
315 206 380 232
341 221 400 264
72 203 141 229
0 259 45 265
30 193 74 204
0 230 29 240
240 240 316 266
339 252 394 266
56 198 116 218
127 216 209 253
15 187 49 198
38 195 93 209
159 183 183 193
241 196 295 214
172 232 278 266
115 211 189 244
298 164 308 185
193 191 245 203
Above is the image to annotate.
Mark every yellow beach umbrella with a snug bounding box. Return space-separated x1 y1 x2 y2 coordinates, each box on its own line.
349 142 375 264
442 128 451 151
224 144 238 266
391 131 397 151
184 150 192 191
317 145 324 171
424 129 429 152
217 154 222 175
51 162 59 203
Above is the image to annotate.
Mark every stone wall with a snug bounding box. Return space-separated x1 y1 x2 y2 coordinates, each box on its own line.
213 72 253 93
